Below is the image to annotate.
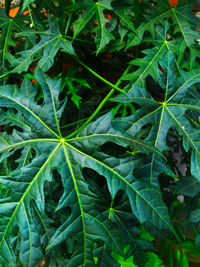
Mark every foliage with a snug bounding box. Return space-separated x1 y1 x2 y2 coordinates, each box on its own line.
0 0 200 266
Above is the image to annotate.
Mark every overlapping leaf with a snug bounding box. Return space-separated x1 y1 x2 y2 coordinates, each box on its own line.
127 0 199 49
10 18 75 74
73 0 116 54
112 52 200 185
0 69 174 266
0 8 33 81
0 0 199 265
175 176 200 197
126 0 200 82
124 21 176 87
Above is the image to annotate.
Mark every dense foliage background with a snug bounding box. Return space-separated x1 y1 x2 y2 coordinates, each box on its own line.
0 0 200 266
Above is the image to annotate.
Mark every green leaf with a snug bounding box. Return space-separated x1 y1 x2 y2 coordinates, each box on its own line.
126 0 200 72
114 7 137 35
180 241 200 257
145 252 164 267
0 0 199 265
107 193 154 266
0 70 172 266
125 22 174 86
188 209 200 223
112 252 138 267
61 70 91 108
0 8 33 80
127 0 199 49
73 0 115 54
133 155 176 188
112 52 200 184
179 251 189 267
22 0 35 12
11 18 75 74
175 176 200 197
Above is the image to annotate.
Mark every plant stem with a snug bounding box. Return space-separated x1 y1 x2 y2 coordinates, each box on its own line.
65 13 72 35
28 5 35 29
61 109 110 129
0 72 11 79
65 65 131 139
62 36 93 44
185 115 200 128
73 57 126 94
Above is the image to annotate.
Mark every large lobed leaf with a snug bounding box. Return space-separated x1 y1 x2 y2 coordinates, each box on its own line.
0 7 33 81
0 69 174 266
73 0 116 54
112 52 200 188
127 0 199 49
125 0 200 85
10 18 75 74
0 1 199 265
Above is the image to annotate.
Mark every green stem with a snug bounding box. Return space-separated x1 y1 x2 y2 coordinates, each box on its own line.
73 57 126 94
168 244 174 267
32 56 42 62
65 13 72 35
62 36 93 44
168 130 181 138
61 109 110 129
28 5 35 29
108 199 114 219
0 71 12 79
61 117 88 129
65 90 114 139
185 115 200 128
65 65 131 139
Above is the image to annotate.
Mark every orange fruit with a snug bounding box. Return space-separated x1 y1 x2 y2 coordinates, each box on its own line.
169 0 178 7
9 6 19 18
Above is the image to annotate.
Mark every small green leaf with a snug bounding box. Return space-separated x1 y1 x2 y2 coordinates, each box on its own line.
145 252 164 267
22 0 35 12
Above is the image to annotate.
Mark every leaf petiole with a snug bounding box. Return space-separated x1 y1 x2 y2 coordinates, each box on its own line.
65 65 131 139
